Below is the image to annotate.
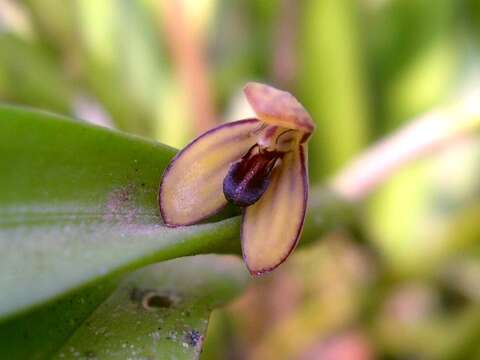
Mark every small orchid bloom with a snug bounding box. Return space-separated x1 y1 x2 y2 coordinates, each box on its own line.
159 82 315 275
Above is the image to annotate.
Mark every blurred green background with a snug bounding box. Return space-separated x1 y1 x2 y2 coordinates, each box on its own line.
1 0 480 358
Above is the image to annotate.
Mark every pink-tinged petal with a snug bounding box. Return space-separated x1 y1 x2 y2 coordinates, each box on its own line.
159 119 260 226
244 82 315 137
242 145 308 275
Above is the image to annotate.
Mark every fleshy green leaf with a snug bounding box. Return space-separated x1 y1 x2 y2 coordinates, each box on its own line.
0 106 241 321
0 278 119 359
54 255 248 360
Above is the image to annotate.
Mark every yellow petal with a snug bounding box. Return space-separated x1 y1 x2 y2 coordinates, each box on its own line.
159 119 260 226
244 82 315 136
242 145 308 275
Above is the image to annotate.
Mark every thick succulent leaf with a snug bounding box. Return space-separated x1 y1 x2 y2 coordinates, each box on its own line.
54 255 248 360
0 106 241 321
160 119 260 225
0 279 119 359
242 146 308 275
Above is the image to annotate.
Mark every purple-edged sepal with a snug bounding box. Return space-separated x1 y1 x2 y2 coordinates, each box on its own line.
241 145 308 275
159 119 260 226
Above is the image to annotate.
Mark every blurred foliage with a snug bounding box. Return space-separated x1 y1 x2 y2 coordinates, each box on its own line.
1 0 480 359
298 0 370 179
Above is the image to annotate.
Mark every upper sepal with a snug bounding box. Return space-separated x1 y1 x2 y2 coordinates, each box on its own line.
244 82 315 136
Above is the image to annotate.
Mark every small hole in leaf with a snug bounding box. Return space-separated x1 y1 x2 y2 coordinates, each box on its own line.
142 291 173 310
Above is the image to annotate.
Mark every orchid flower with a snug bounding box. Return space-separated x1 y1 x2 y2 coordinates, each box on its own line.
159 83 315 275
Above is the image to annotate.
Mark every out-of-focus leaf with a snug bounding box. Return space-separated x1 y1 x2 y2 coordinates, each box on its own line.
115 1 165 117
74 0 174 139
0 34 73 113
466 0 480 34
23 0 78 55
298 0 371 180
366 161 433 274
367 135 480 276
365 0 463 276
210 1 278 106
439 203 480 260
54 255 249 360
368 0 460 131
375 296 480 359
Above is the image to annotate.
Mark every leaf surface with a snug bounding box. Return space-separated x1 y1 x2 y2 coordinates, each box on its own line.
0 106 240 321
54 255 248 360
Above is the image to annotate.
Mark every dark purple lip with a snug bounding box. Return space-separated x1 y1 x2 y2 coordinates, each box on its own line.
223 145 282 207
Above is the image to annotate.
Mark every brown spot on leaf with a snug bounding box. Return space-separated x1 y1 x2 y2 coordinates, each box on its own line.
104 184 138 224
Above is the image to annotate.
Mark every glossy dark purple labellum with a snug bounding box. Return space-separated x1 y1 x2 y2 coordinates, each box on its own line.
223 145 281 207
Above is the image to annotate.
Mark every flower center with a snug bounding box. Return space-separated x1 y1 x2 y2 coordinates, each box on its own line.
223 144 282 207
257 126 298 151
